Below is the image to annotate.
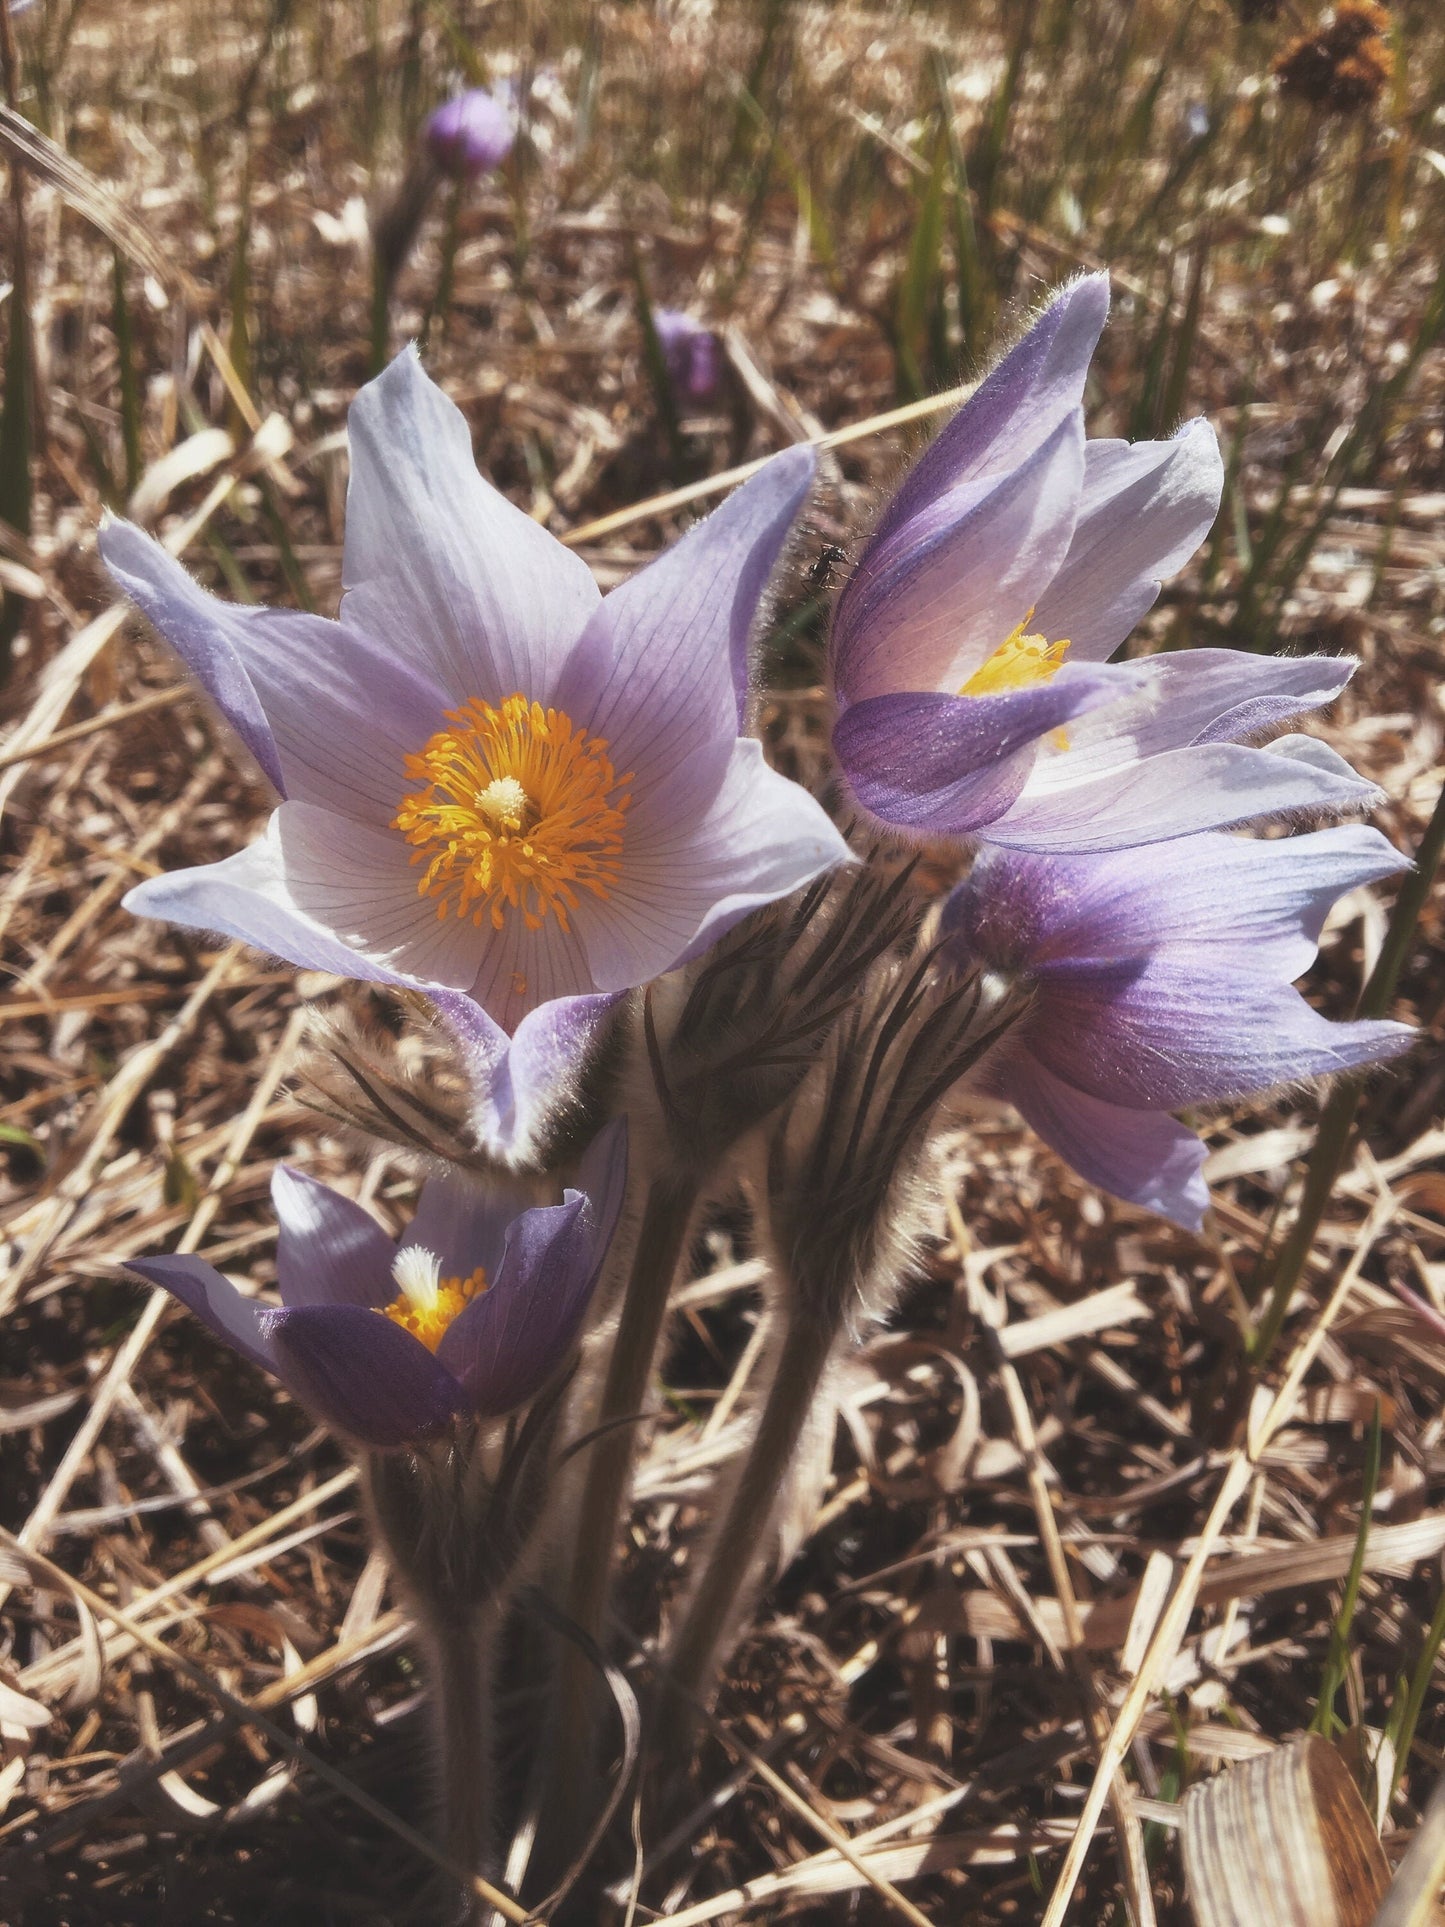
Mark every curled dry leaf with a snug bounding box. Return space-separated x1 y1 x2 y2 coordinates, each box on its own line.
1181 1733 1389 1927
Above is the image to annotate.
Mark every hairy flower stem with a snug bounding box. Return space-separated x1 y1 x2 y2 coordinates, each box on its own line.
657 1298 838 1756
415 1605 498 1922
552 1174 698 1840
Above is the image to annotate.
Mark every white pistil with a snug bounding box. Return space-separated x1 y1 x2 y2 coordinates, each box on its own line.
476 775 530 829
391 1244 443 1313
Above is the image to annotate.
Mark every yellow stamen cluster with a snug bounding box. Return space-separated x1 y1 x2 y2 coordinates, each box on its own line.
381 1246 489 1354
394 694 631 933
959 616 1071 698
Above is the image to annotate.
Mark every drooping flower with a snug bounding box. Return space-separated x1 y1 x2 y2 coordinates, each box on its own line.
829 273 1381 852
653 309 723 405
424 86 517 180
127 1122 627 1449
100 350 849 1157
940 827 1414 1228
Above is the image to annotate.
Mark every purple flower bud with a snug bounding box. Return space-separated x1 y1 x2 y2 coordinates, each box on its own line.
127 1121 628 1448
941 828 1414 1228
829 274 1380 852
653 309 723 403
424 87 516 180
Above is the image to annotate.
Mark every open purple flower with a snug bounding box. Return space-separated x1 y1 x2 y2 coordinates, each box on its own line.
654 309 723 404
424 86 516 180
830 273 1379 850
941 827 1414 1229
100 350 849 1157
127 1122 627 1449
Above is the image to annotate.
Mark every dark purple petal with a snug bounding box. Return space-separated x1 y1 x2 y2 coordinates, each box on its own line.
832 411 1085 705
832 666 1130 838
993 1051 1210 1232
271 1167 396 1310
867 273 1108 554
429 986 625 1163
126 1255 278 1374
553 443 815 784
435 1118 628 1413
654 310 722 402
100 518 287 796
268 1305 463 1447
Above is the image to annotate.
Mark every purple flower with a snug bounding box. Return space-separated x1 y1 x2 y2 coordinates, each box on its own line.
941 827 1414 1229
653 309 723 404
127 1122 627 1449
830 274 1380 851
424 87 516 180
99 350 849 1158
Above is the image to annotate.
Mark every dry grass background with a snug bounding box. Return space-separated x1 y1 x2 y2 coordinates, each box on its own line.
0 0 1443 1921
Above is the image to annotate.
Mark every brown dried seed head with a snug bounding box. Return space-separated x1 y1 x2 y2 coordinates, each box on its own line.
1272 5 1393 113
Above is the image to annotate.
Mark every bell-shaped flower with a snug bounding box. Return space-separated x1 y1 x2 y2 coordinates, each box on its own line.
653 309 723 404
424 86 516 180
100 350 849 1158
126 1122 627 1449
829 273 1380 851
941 827 1414 1229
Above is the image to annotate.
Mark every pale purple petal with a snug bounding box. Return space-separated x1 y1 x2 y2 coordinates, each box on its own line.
995 1052 1210 1232
832 411 1085 703
341 348 600 705
1029 419 1224 661
403 1170 533 1283
101 518 451 826
268 1305 463 1446
554 445 815 804
575 739 852 988
429 986 625 1163
126 1255 278 1374
100 518 286 795
1026 959 1414 1109
435 1118 627 1412
977 738 1383 853
832 666 1131 839
271 1166 396 1310
867 273 1108 553
425 88 515 178
1020 651 1357 795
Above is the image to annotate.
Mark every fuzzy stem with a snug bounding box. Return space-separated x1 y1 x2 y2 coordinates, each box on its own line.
416 1604 497 1919
550 1173 696 1843
657 1298 838 1752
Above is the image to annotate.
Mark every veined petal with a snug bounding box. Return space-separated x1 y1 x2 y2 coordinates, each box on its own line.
436 1117 627 1412
995 1051 1210 1232
832 411 1085 703
574 739 853 989
126 1255 278 1374
1029 419 1224 661
1027 959 1414 1109
832 665 1131 839
271 1167 396 1310
979 737 1382 853
341 346 600 705
101 518 452 826
867 273 1108 552
554 444 816 823
268 1305 464 1446
429 986 626 1164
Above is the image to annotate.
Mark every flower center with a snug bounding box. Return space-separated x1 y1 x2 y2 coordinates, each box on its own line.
393 694 631 934
381 1245 488 1353
959 615 1071 698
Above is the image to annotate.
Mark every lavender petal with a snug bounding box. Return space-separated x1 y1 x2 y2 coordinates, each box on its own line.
271 1167 397 1310
268 1305 464 1446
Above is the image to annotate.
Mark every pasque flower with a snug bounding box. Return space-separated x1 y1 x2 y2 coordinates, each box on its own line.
100 350 849 1156
830 273 1380 851
654 309 723 404
127 1122 627 1449
941 827 1414 1228
424 86 517 179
